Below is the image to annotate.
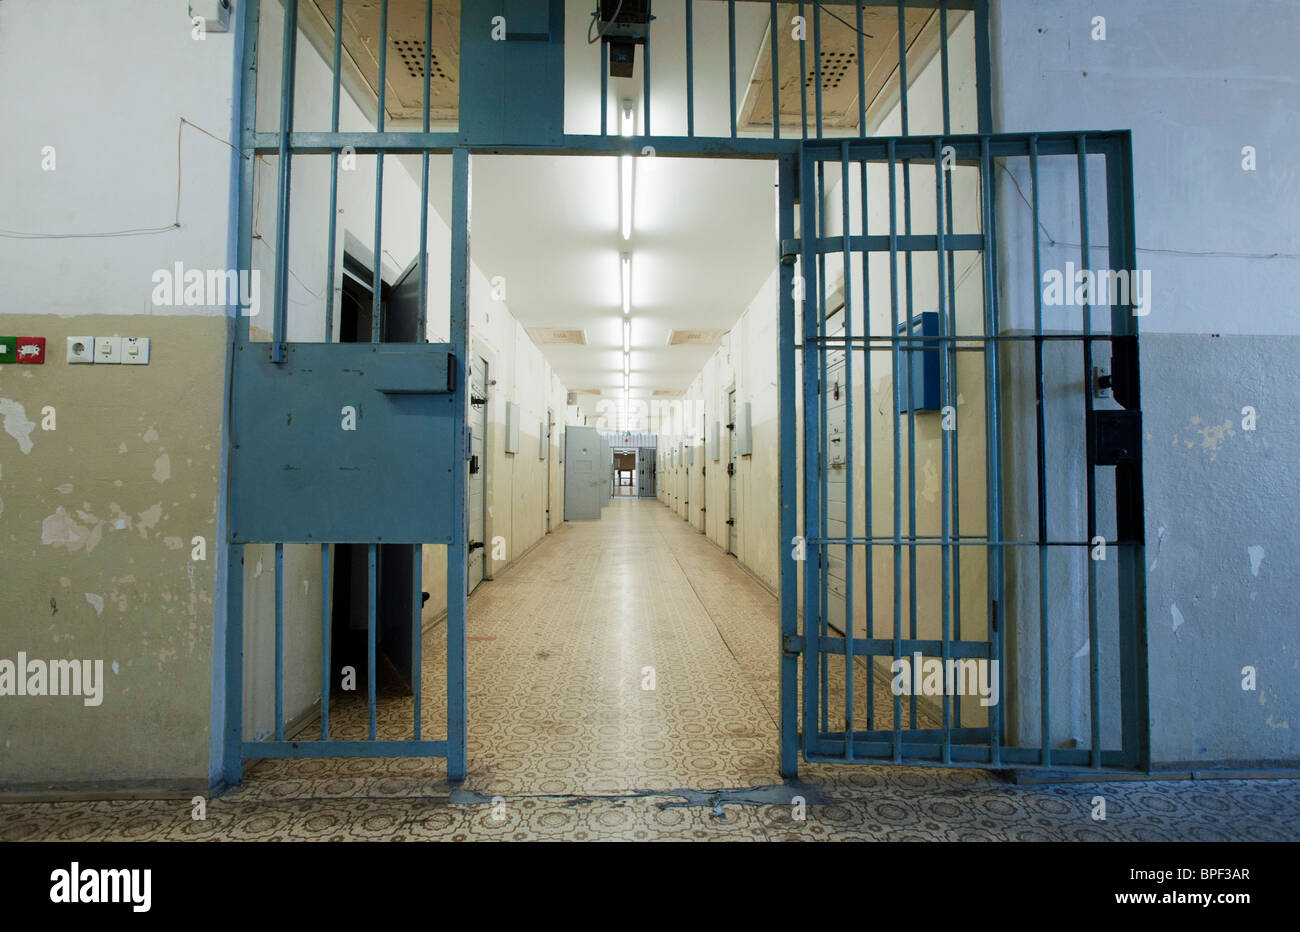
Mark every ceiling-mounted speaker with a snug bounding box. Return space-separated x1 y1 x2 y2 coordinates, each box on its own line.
597 0 652 78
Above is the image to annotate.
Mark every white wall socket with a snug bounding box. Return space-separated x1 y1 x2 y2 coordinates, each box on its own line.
94 336 122 364
122 337 151 365
67 337 94 364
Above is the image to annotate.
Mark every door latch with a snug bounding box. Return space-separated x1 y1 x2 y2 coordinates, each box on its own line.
727 462 735 476
468 541 485 552
471 394 487 406
726 518 735 526
469 454 480 474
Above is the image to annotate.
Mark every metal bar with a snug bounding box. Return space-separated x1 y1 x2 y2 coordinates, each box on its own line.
887 138 903 760
934 139 952 764
901 142 918 734
1030 135 1049 767
856 1 867 137
813 1 824 137
803 331 1122 344
275 542 284 741
840 141 855 759
370 1 388 345
859 157 874 730
820 636 992 658
1105 132 1149 770
642 22 651 137
728 0 738 138
778 153 799 777
896 0 909 136
817 160 829 736
224 0 259 787
811 232 986 253
808 537 1120 547
270 0 299 364
412 543 423 740
770 0 780 140
798 2 809 138
1077 133 1102 768
324 0 343 342
447 146 471 781
939 0 951 135
244 740 449 759
979 134 1006 768
686 0 695 137
321 544 330 741
367 543 377 740
973 0 993 133
799 144 822 760
600 41 608 136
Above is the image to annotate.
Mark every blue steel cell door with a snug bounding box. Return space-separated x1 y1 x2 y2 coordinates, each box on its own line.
781 134 1150 774
221 0 470 785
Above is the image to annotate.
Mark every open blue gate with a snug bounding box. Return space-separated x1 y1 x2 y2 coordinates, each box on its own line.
784 131 1149 772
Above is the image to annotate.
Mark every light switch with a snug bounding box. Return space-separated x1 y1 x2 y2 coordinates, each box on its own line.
67 337 94 364
122 337 151 365
94 336 122 364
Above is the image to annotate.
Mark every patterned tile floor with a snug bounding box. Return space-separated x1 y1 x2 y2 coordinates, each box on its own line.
2 500 1297 841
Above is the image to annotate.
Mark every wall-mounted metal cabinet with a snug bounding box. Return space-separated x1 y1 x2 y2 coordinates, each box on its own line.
736 401 753 456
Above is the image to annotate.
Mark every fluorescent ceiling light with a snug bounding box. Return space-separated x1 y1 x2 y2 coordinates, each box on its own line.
620 155 634 241
623 320 631 353
620 253 630 315
620 99 634 137
623 354 630 376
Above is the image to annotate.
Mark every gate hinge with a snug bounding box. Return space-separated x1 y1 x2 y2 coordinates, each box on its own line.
780 239 800 265
783 633 805 655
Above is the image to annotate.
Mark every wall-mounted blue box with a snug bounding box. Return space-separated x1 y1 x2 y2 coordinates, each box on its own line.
897 311 942 413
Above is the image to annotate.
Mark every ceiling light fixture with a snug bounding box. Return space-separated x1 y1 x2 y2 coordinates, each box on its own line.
623 319 631 353
620 155 634 241
620 252 630 315
623 354 630 376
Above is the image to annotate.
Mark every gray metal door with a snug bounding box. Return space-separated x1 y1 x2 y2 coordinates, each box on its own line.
727 389 738 555
564 426 603 520
468 356 487 592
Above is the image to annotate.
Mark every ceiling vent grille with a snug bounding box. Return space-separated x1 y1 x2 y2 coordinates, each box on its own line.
527 328 588 346
666 329 724 346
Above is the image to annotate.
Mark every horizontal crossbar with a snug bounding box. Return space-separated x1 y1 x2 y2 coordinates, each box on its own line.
243 740 448 760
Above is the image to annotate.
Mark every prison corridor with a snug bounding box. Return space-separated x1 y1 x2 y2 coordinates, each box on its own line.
2 499 1297 842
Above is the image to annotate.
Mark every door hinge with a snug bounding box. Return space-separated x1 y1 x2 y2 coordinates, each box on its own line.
727 462 735 476
471 395 487 406
726 518 735 526
782 633 804 655
468 541 485 552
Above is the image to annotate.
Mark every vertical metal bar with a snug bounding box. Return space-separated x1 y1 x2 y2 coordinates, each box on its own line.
896 0 908 137
859 158 874 732
978 135 1004 768
1078 134 1102 768
817 159 829 736
447 146 471 781
412 544 423 740
934 139 952 765
770 0 780 140
417 2 431 338
323 0 343 342
799 147 821 758
270 0 299 364
778 153 799 776
812 2 823 138
939 0 951 135
600 41 608 136
840 141 855 759
973 0 994 134
367 543 377 740
887 139 903 762
902 151 918 733
798 1 808 138
224 0 258 787
1030 136 1050 766
1106 132 1149 770
856 1 867 137
686 0 695 137
944 144 962 732
321 544 330 741
728 0 738 138
642 24 651 137
371 0 389 344
274 542 284 740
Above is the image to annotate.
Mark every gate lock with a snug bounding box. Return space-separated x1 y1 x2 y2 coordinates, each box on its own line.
726 462 735 476
469 454 480 474
1087 409 1142 466
471 394 487 406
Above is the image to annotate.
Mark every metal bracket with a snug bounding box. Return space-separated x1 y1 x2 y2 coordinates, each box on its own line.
1088 409 1142 466
782 634 804 655
780 239 800 265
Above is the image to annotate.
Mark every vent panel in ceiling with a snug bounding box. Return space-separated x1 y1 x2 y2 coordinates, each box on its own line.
666 329 724 346
527 328 588 346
